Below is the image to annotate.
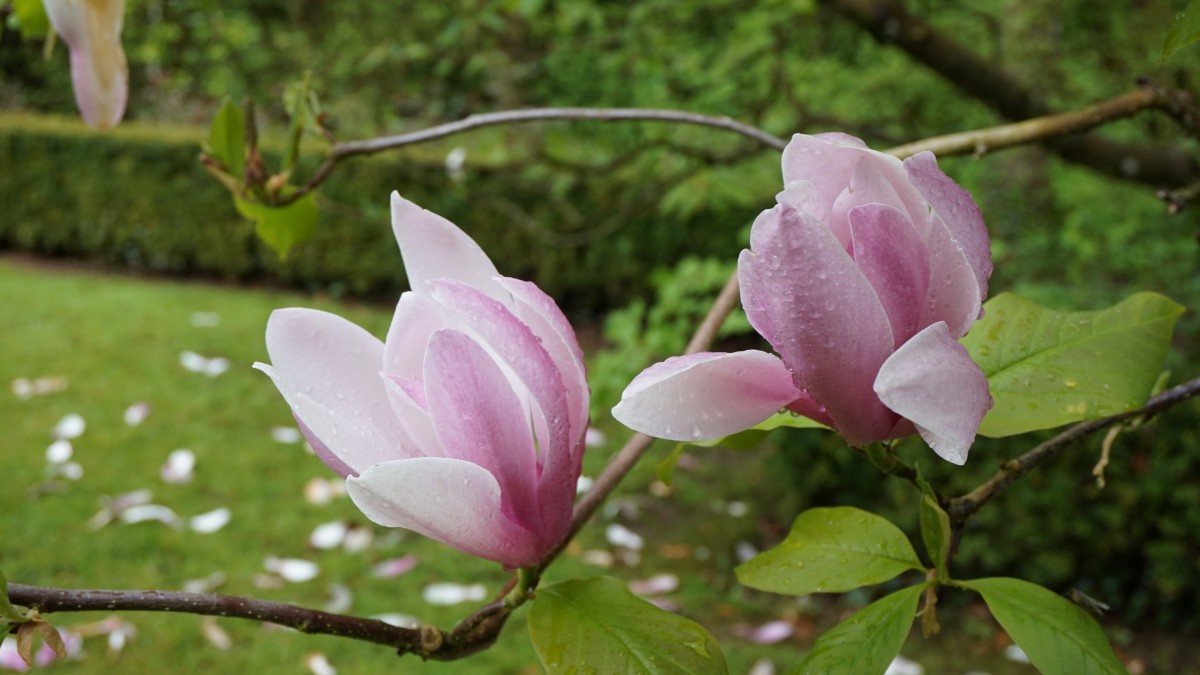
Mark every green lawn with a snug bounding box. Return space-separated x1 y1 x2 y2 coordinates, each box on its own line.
0 257 1051 674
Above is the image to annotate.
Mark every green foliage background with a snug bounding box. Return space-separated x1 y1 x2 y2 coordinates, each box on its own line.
2 0 1198 635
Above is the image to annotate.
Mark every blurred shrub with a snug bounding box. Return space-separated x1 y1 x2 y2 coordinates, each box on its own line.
0 113 767 314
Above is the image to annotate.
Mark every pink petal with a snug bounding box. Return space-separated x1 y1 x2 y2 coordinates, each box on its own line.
346 457 542 567
904 152 992 303
495 276 590 452
739 201 897 445
918 211 985 339
848 203 931 346
381 375 442 457
43 0 128 130
427 279 577 542
383 293 447 380
874 322 992 464
612 351 801 441
256 308 418 477
424 329 541 531
390 192 500 298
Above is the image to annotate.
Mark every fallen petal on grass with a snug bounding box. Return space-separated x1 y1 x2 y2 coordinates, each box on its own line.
303 477 346 505
189 312 221 328
605 523 644 551
201 617 232 651
123 402 151 426
271 426 303 444
628 573 680 596
324 584 353 614
189 508 231 533
421 583 487 606
120 504 183 529
52 414 86 440
264 556 320 583
309 521 348 550
160 449 196 484
45 440 73 464
370 555 418 579
182 571 227 594
305 652 337 675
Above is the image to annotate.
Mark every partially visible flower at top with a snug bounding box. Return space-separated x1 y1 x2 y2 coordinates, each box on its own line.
43 0 128 130
255 193 589 568
613 133 993 464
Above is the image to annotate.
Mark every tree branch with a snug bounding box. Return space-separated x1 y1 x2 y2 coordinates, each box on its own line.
947 374 1200 525
277 108 787 206
820 0 1200 187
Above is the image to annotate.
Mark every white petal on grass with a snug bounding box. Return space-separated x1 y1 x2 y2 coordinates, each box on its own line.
306 652 337 675
107 621 137 654
161 448 196 484
341 526 373 553
124 402 151 426
580 550 614 568
201 616 232 650
304 477 346 505
271 426 303 444
628 573 679 596
182 571 227 593
204 357 230 377
90 489 153 530
735 540 759 564
309 521 348 550
264 556 320 583
885 655 925 675
12 376 69 400
190 508 232 534
46 439 73 464
747 658 777 675
57 462 84 481
180 350 208 373
584 427 607 447
1004 644 1031 664
726 501 749 517
605 523 644 551
121 504 183 529
253 574 285 590
189 312 221 328
575 475 594 494
744 620 794 645
373 614 420 629
371 555 418 579
421 583 487 606
52 413 86 439
324 584 353 614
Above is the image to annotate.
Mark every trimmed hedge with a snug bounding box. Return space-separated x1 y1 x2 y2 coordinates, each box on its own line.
0 113 758 314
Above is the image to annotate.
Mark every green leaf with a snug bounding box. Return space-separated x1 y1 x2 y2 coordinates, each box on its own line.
960 578 1126 675
736 507 923 595
790 584 925 675
961 292 1183 437
0 570 31 628
235 193 318 259
687 408 828 448
1162 0 1200 61
916 472 950 579
529 576 728 675
655 443 686 486
10 0 50 39
207 100 246 179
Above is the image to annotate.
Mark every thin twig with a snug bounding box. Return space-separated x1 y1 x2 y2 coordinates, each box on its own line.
277 108 787 206
885 85 1200 160
947 374 1200 524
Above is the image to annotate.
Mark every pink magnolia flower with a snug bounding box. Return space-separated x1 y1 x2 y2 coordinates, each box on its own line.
256 193 588 567
613 133 992 464
42 0 128 130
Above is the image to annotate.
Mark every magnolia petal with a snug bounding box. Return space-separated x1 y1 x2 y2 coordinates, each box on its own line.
44 0 128 130
383 292 446 380
918 210 984 339
381 375 442 457
905 152 992 301
874 322 992 465
428 279 576 542
740 202 898 445
848 203 931 346
390 192 500 297
346 457 542 568
612 351 801 441
495 276 589 452
424 329 541 531
830 158 913 251
258 308 417 476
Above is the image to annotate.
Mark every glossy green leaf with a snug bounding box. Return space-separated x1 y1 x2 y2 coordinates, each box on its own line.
529 576 728 675
235 194 318 259
1162 0 1200 61
916 472 950 579
790 584 925 675
10 0 50 39
207 100 246 179
961 292 1183 437
961 578 1126 675
736 507 923 595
